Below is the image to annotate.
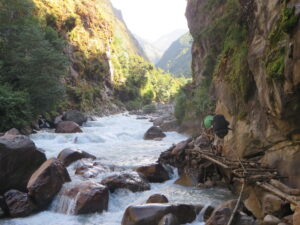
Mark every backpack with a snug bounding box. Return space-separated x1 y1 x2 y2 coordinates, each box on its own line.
213 114 229 138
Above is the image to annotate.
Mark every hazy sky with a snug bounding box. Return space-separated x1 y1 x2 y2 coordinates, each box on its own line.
110 0 188 42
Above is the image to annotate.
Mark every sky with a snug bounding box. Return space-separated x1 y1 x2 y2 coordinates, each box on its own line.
110 0 188 42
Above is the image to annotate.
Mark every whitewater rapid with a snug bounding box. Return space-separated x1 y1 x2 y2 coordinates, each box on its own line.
1 114 232 225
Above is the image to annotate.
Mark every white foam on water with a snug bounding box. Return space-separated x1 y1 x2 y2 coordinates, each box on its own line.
1 114 233 225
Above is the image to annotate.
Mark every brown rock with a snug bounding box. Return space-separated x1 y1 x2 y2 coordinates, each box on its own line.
174 172 198 187
146 194 169 204
158 213 180 225
62 110 87 126
244 189 264 219
171 140 189 155
4 190 37 218
55 121 82 133
263 214 281 225
160 120 179 132
0 135 46 194
121 204 196 225
144 126 166 140
206 200 256 225
27 158 71 208
136 164 170 183
293 206 300 225
61 181 109 215
101 172 150 193
57 148 96 167
262 194 284 217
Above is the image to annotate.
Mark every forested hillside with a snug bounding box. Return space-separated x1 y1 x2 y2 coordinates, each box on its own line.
156 32 192 77
0 0 185 132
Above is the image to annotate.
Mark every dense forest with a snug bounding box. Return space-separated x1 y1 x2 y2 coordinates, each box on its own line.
0 0 186 132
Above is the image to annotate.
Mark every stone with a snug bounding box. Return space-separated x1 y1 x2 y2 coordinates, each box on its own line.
54 115 63 127
121 204 196 225
171 140 189 156
203 205 215 221
206 200 256 225
4 190 37 218
174 172 198 187
263 214 281 225
27 158 71 208
57 148 96 167
4 128 21 137
55 121 83 133
160 120 179 132
144 126 166 140
146 194 169 204
101 172 150 193
262 194 284 217
136 163 170 183
158 213 180 225
244 189 264 219
122 204 196 225
61 181 108 215
0 135 46 194
293 206 300 225
62 110 87 126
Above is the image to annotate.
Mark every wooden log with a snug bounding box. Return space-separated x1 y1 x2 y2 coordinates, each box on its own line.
256 181 299 205
270 179 300 196
200 154 230 169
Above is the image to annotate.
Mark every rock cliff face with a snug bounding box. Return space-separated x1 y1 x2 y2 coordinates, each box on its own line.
185 0 300 187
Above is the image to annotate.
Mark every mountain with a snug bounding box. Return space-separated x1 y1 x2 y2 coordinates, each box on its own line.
156 33 192 77
153 29 188 53
135 35 162 63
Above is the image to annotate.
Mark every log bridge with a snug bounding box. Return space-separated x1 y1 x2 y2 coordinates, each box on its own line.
189 148 300 206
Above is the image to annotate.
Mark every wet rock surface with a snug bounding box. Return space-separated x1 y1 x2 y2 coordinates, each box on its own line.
4 190 37 218
61 181 109 215
27 158 71 208
0 135 46 194
146 194 169 204
55 121 83 133
144 126 166 140
121 204 196 225
101 172 150 193
136 163 170 183
158 213 180 225
74 159 111 179
57 148 96 167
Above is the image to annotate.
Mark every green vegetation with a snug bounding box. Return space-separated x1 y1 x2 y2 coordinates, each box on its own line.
156 33 193 78
266 4 299 83
0 0 68 131
143 104 157 114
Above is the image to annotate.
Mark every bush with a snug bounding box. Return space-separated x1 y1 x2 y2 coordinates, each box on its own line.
174 90 187 123
125 100 142 111
143 104 156 114
0 85 32 131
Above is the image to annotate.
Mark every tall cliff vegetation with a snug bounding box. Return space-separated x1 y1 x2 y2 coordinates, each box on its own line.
0 0 185 131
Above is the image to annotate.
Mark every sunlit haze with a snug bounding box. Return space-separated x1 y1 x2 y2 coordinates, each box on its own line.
110 0 188 42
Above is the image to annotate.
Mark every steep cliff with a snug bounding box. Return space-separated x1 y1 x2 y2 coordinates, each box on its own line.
184 0 300 188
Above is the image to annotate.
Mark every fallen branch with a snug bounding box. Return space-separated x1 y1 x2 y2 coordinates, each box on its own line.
270 179 300 196
256 181 299 205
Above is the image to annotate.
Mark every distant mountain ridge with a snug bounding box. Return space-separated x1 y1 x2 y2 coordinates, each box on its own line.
134 35 162 63
156 33 192 77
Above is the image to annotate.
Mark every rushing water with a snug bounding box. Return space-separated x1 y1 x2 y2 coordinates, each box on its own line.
1 114 233 225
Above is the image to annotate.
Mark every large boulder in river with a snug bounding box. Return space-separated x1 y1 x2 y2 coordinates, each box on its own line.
62 110 87 126
57 148 96 167
136 163 170 183
101 172 150 193
121 204 196 225
0 135 46 194
144 126 166 140
146 194 169 204
27 158 71 208
55 121 83 133
74 159 110 179
4 128 21 137
4 190 37 218
158 213 180 225
61 181 109 215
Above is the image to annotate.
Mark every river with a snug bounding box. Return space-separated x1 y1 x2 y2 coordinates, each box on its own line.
1 114 233 225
